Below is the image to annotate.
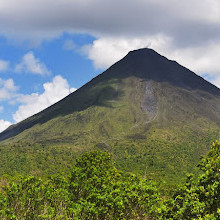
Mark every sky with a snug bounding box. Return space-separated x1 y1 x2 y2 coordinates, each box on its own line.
0 0 220 132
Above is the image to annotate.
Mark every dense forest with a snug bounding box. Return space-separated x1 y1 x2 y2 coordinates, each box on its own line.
0 140 219 219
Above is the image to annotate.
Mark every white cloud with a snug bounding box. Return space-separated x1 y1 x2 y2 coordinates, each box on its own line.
13 75 77 123
0 60 9 72
154 41 220 88
82 35 171 69
0 119 12 132
0 78 18 101
4 78 17 91
15 51 51 75
0 106 3 113
164 43 220 75
0 0 219 46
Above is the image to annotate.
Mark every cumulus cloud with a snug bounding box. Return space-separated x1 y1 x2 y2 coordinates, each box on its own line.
0 78 18 101
0 60 9 72
13 75 77 123
0 119 12 132
15 52 51 75
82 35 171 69
0 0 219 45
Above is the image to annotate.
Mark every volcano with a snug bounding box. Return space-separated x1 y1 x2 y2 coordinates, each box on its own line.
1 48 220 183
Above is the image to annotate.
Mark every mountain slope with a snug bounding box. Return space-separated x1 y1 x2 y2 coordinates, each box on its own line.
1 48 220 184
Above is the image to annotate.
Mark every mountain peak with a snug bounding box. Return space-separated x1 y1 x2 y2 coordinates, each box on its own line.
125 47 164 60
128 47 158 55
128 47 157 54
106 48 220 96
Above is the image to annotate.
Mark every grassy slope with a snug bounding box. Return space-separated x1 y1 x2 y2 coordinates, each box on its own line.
1 75 220 187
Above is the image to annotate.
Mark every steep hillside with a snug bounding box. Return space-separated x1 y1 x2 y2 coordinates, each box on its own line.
1 48 220 184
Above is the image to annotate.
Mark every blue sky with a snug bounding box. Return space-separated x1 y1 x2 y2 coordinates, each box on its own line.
0 33 102 130
0 0 220 132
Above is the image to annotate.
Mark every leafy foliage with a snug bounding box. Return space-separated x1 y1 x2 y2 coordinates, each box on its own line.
1 140 220 219
0 175 71 219
0 151 160 219
69 151 160 219
163 140 220 219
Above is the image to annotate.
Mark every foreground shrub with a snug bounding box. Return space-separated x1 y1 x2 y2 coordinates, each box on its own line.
0 150 160 219
1 139 220 219
163 140 220 219
69 151 160 219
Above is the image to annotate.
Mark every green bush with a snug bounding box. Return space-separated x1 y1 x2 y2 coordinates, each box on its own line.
0 150 160 219
69 151 159 219
163 140 220 219
1 140 220 219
